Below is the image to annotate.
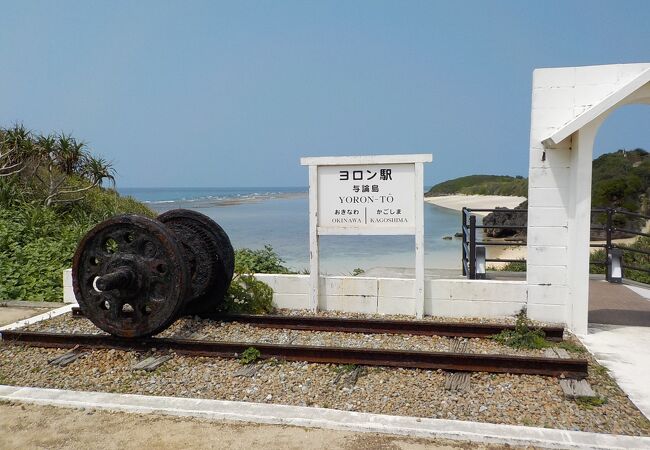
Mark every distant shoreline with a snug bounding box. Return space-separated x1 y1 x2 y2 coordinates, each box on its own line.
146 191 307 209
424 194 526 217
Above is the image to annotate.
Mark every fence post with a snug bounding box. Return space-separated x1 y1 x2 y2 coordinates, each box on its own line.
462 208 467 276
605 208 612 282
469 215 476 280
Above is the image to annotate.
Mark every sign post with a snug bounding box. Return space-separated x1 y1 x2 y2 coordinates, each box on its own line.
300 154 432 317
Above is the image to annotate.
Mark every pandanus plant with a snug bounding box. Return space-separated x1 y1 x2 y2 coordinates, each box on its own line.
0 124 116 206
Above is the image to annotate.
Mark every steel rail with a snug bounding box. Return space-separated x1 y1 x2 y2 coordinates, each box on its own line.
0 330 587 378
220 314 566 340
71 308 565 340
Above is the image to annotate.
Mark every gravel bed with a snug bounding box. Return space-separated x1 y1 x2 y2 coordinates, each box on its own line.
275 309 555 327
20 313 574 357
1 342 648 436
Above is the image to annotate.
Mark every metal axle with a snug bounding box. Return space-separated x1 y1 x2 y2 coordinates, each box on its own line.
95 267 134 291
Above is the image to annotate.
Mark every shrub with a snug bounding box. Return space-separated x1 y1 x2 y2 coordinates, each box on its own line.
234 245 292 274
223 274 275 314
0 191 156 302
590 239 650 284
501 260 526 272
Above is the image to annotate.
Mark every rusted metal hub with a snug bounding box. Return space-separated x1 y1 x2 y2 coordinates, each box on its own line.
72 215 191 338
72 211 234 338
157 209 234 315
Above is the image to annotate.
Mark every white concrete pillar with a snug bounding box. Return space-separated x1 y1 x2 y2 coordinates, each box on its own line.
567 120 601 335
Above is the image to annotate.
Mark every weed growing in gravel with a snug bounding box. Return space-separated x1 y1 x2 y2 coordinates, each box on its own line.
590 362 610 376
576 396 607 409
492 309 548 349
555 340 587 353
265 358 283 367
521 417 534 427
239 347 261 365
492 309 587 353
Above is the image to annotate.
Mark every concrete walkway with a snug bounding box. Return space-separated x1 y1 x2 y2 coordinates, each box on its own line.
581 324 650 420
589 280 650 327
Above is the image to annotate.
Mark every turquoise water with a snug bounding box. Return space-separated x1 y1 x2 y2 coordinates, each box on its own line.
119 187 462 274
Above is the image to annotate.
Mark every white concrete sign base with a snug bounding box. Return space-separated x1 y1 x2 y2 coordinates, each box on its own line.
0 385 647 449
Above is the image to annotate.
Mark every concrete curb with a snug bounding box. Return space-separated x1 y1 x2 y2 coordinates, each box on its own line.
0 385 647 449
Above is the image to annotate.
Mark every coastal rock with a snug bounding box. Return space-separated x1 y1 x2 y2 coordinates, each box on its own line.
482 201 528 238
482 200 643 240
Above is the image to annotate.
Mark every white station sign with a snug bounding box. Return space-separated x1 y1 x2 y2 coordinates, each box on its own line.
318 163 415 230
301 154 432 318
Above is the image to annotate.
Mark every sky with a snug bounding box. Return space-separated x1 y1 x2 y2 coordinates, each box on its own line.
1 1 649 188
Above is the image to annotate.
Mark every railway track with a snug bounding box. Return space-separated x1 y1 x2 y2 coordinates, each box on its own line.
0 330 588 378
71 307 565 340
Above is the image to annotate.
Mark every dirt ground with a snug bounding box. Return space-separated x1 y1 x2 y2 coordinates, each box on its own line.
0 307 47 326
0 402 509 450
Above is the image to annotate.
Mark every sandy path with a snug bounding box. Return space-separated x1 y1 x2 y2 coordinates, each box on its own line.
0 402 503 450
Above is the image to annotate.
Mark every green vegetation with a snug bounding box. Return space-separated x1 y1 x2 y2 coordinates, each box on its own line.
576 396 607 409
498 259 526 272
590 237 650 284
493 309 585 353
223 273 275 314
0 124 282 313
224 245 292 314
0 124 153 301
592 149 649 213
234 245 292 274
425 175 528 197
239 347 261 365
493 309 548 350
427 149 650 211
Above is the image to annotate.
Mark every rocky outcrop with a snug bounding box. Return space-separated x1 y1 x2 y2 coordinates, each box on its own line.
481 201 645 240
482 201 528 238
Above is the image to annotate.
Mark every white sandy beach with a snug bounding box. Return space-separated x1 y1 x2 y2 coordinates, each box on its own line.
424 194 526 216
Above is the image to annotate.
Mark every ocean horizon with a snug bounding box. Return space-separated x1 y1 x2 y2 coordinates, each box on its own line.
118 187 462 274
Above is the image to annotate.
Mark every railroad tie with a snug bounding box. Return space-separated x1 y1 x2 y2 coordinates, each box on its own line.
131 354 173 372
234 363 263 378
48 345 86 367
444 339 471 392
544 348 596 399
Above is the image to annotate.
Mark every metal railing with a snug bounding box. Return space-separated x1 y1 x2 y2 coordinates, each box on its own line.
461 207 650 282
461 207 527 279
589 208 650 282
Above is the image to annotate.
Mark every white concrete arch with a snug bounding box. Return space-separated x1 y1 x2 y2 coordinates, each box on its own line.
527 63 650 335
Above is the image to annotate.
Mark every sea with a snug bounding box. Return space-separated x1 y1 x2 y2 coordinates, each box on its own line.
118 187 462 274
